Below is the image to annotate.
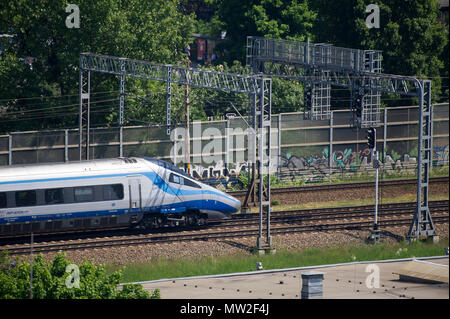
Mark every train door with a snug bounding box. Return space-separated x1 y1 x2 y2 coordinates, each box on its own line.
127 177 142 212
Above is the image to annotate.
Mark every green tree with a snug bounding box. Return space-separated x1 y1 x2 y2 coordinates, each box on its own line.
183 60 304 122
0 0 195 132
0 251 159 299
311 0 448 104
210 0 317 64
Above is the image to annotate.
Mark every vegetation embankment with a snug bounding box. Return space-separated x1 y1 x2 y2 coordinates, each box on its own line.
113 240 449 283
0 252 159 299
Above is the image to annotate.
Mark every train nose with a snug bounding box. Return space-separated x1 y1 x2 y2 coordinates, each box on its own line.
230 195 241 213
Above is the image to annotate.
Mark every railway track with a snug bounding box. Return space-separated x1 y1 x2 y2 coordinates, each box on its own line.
222 200 449 227
2 200 448 255
1 177 446 242
227 176 449 197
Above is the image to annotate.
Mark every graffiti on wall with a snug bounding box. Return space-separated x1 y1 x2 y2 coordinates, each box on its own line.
434 145 449 166
281 147 373 170
332 148 372 169
186 144 449 188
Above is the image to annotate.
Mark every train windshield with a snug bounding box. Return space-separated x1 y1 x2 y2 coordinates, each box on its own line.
144 157 190 178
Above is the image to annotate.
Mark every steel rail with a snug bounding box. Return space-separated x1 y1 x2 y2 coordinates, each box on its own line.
2 201 447 255
3 215 448 255
227 177 448 197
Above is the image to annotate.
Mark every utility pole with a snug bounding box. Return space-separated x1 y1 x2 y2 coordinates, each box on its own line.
29 232 33 299
367 128 381 243
184 54 191 175
374 150 379 229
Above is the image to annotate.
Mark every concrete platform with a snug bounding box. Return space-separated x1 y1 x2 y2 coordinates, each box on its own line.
138 257 449 299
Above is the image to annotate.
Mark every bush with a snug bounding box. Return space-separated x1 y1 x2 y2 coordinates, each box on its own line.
237 171 250 189
0 251 159 299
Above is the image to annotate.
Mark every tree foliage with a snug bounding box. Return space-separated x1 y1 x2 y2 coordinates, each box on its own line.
0 251 159 299
311 0 448 103
210 0 317 63
0 0 195 132
0 0 448 133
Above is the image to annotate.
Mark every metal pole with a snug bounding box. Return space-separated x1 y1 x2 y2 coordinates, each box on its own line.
329 112 333 182
225 119 230 170
306 37 310 64
383 108 387 164
29 232 33 299
86 76 91 160
257 87 264 249
64 129 69 162
8 134 12 165
414 82 424 237
266 79 272 248
119 127 123 158
119 59 125 158
79 65 83 161
184 59 191 175
79 67 90 161
430 104 434 173
407 80 436 240
166 66 172 135
277 114 281 183
374 150 379 230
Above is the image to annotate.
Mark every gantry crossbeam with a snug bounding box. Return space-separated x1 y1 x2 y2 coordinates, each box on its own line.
80 53 260 94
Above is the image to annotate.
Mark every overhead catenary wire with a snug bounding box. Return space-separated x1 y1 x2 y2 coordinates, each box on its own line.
0 97 120 125
0 89 122 103
0 81 447 130
0 96 120 116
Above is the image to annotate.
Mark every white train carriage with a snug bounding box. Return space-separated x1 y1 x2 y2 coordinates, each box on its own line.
0 157 241 235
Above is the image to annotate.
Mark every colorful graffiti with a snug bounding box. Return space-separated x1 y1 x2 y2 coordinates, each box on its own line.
191 160 248 180
434 145 449 166
282 147 373 170
332 148 372 169
187 144 448 188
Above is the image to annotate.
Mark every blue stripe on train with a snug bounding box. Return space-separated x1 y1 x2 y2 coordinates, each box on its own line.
0 200 236 224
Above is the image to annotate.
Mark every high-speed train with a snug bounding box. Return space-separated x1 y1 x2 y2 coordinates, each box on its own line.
0 157 241 235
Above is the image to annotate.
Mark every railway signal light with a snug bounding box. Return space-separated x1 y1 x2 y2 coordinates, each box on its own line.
304 87 313 108
373 158 380 169
367 127 376 149
354 91 364 118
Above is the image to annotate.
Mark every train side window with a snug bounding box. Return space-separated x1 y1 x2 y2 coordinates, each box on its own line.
0 192 6 208
169 173 200 188
103 184 124 200
184 178 201 189
169 173 183 185
74 186 94 202
15 190 37 207
45 188 64 205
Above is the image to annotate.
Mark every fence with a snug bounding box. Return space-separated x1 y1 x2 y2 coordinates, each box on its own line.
0 103 448 187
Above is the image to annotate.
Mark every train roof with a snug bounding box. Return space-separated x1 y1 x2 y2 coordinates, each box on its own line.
0 157 144 180
0 157 192 183
143 157 190 178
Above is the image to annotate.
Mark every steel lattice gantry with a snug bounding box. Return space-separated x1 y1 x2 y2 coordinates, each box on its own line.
246 36 382 127
79 52 274 250
246 36 437 241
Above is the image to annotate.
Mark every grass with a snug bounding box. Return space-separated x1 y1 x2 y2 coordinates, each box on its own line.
110 239 449 284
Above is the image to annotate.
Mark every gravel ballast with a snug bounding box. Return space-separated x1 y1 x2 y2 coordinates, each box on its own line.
40 223 448 266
